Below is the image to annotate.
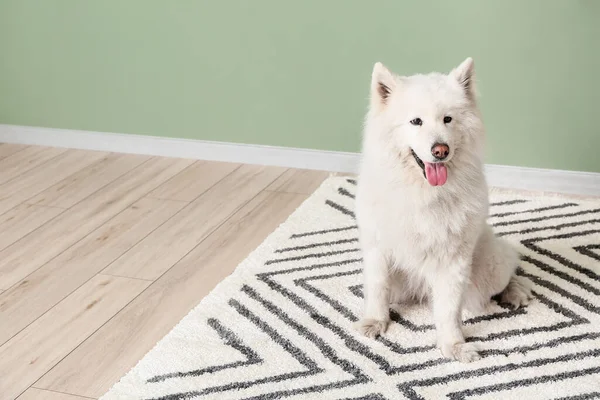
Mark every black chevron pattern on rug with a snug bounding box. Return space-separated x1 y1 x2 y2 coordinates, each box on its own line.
398 349 600 399
101 177 600 400
256 258 591 374
574 244 600 262
147 318 262 383
146 297 334 400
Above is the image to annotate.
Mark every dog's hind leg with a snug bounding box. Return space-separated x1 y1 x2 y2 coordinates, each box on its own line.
500 274 533 309
465 225 532 312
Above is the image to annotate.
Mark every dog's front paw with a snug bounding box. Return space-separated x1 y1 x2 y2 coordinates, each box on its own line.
439 342 481 363
354 318 389 339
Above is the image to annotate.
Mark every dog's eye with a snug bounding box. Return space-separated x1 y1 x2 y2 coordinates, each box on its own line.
443 116 452 124
410 118 422 126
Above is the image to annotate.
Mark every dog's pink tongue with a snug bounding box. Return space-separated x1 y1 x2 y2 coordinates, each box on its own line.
424 163 448 186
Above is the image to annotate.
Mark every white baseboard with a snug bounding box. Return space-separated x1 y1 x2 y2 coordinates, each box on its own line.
0 124 358 174
1 124 599 197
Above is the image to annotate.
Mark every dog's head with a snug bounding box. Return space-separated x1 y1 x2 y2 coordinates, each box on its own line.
368 58 482 187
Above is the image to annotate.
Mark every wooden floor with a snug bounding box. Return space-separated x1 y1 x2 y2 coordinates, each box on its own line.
0 144 329 400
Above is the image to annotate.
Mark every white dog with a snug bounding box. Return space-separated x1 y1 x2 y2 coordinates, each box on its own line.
354 58 532 363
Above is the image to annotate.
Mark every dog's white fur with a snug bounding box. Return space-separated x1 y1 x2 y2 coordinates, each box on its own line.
354 58 532 363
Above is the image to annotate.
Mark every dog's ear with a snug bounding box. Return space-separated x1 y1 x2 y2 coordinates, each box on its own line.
451 57 476 99
370 62 396 110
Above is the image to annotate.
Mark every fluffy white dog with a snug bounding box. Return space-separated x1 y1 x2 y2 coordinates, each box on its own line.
354 58 532 362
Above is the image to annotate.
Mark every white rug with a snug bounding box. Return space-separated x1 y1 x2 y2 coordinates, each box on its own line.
101 177 600 400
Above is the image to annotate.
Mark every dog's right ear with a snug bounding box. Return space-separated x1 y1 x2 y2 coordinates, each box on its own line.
370 62 396 111
450 57 476 100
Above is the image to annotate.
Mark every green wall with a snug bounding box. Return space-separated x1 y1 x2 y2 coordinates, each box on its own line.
1 1 599 172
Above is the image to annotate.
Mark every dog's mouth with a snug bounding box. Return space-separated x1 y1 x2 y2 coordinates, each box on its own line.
410 148 448 186
410 148 426 178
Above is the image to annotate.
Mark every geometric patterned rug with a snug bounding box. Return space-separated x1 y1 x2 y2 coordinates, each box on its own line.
100 177 600 400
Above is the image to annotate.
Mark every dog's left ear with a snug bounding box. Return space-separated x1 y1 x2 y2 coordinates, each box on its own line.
370 62 397 111
451 57 476 99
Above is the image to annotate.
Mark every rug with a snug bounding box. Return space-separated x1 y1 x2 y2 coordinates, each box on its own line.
101 177 600 400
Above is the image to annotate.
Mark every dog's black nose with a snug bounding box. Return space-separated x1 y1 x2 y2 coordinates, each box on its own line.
431 143 450 160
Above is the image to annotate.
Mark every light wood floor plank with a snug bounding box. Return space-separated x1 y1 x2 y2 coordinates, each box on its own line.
103 164 286 280
0 198 186 345
18 388 91 400
35 190 308 398
0 144 27 160
0 150 108 216
26 153 150 209
265 168 330 194
0 157 193 290
0 146 67 186
147 160 240 202
0 275 150 400
0 204 64 251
